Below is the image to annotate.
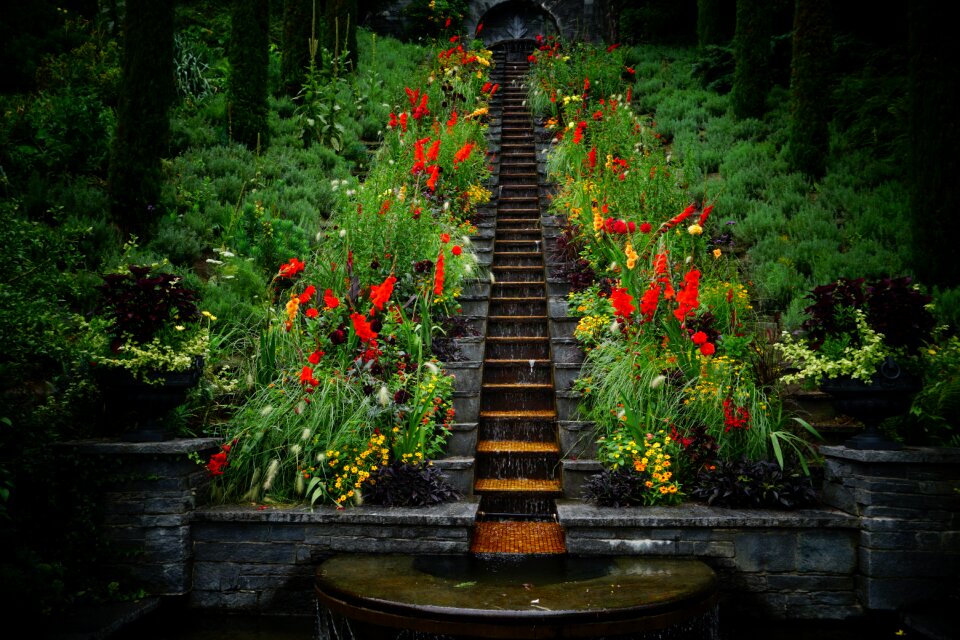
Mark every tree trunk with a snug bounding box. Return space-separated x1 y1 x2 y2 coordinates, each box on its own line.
324 0 358 72
228 0 270 150
697 0 733 48
731 0 773 119
909 0 960 287
281 0 316 98
108 0 175 237
786 0 833 178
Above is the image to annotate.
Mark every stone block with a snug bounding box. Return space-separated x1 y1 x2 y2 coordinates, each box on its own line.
445 361 483 394
677 540 736 558
194 541 300 564
798 530 857 572
558 421 597 459
561 459 602 499
452 392 480 423
443 422 478 457
859 548 958 578
767 574 855 592
552 362 581 392
734 532 797 572
192 562 242 591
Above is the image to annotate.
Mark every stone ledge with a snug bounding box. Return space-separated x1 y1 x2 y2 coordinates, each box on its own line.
821 445 960 464
194 500 480 526
64 437 221 455
557 500 859 529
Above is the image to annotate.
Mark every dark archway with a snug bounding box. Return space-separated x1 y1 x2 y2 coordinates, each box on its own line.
472 0 560 45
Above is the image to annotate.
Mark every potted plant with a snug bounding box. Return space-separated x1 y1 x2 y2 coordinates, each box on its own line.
85 264 211 441
775 276 935 449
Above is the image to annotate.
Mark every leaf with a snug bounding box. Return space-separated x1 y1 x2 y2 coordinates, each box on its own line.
454 581 477 588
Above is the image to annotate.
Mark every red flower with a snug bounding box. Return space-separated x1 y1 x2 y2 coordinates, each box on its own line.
399 112 408 132
640 222 652 234
299 365 319 386
573 121 587 144
446 110 458 131
673 269 701 323
440 232 450 243
606 43 620 52
206 449 229 476
433 250 446 296
691 331 708 345
640 284 660 322
308 349 324 364
698 204 714 226
388 112 398 129
452 245 462 256
450 35 459 43
305 307 319 319
453 142 475 167
351 312 378 342
426 165 439 191
323 288 339 309
476 22 483 35
612 219 628 234
610 286 635 318
700 342 716 356
369 274 397 312
588 146 597 170
298 285 316 304
665 204 697 229
481 82 491 93
405 86 420 107
723 397 750 431
278 257 305 278
628 221 636 232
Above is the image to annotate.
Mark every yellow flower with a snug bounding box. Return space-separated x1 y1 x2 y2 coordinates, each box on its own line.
687 223 703 236
712 248 722 259
201 310 218 321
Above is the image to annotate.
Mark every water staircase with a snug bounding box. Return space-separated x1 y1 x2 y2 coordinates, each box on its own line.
469 43 567 555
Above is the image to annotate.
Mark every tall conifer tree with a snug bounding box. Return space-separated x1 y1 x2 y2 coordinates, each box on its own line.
108 0 175 236
787 0 833 177
731 0 773 119
281 0 315 98
229 0 270 150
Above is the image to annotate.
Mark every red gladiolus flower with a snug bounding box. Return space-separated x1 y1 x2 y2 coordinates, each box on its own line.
399 112 408 132
300 365 319 386
607 43 620 52
588 146 597 170
433 250 445 296
308 349 324 364
379 199 391 215
723 397 750 431
700 342 716 356
610 286 635 318
388 112 398 129
405 86 420 107
528 53 537 63
488 83 499 97
640 222 652 233
279 257 305 278
573 121 587 144
426 165 440 191
446 110 458 131
298 285 316 304
640 284 660 322
583 77 590 93
453 142 475 167
351 312 378 342
370 274 397 312
207 450 228 476
450 35 459 43
305 307 319 319
673 269 701 323
445 17 451 28
452 245 462 256
412 94 430 120
691 331 708 345
665 204 698 229
441 233 450 243
481 82 492 93
323 288 339 309
698 204 714 226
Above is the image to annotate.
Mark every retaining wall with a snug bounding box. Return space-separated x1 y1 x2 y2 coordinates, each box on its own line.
72 439 960 621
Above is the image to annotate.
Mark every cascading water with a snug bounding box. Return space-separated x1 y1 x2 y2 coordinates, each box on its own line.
315 40 720 640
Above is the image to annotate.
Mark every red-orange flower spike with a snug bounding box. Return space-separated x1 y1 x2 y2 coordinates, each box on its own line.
427 139 441 162
453 142 475 167
433 250 446 296
350 312 378 342
369 274 397 312
426 165 440 191
610 286 635 319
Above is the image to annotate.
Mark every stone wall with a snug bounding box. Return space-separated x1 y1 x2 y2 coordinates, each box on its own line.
820 445 960 612
76 439 960 621
558 501 861 620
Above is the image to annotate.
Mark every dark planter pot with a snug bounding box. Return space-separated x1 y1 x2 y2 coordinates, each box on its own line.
98 357 204 442
819 357 921 450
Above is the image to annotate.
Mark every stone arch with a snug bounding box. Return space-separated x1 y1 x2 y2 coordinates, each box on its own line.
464 0 598 46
